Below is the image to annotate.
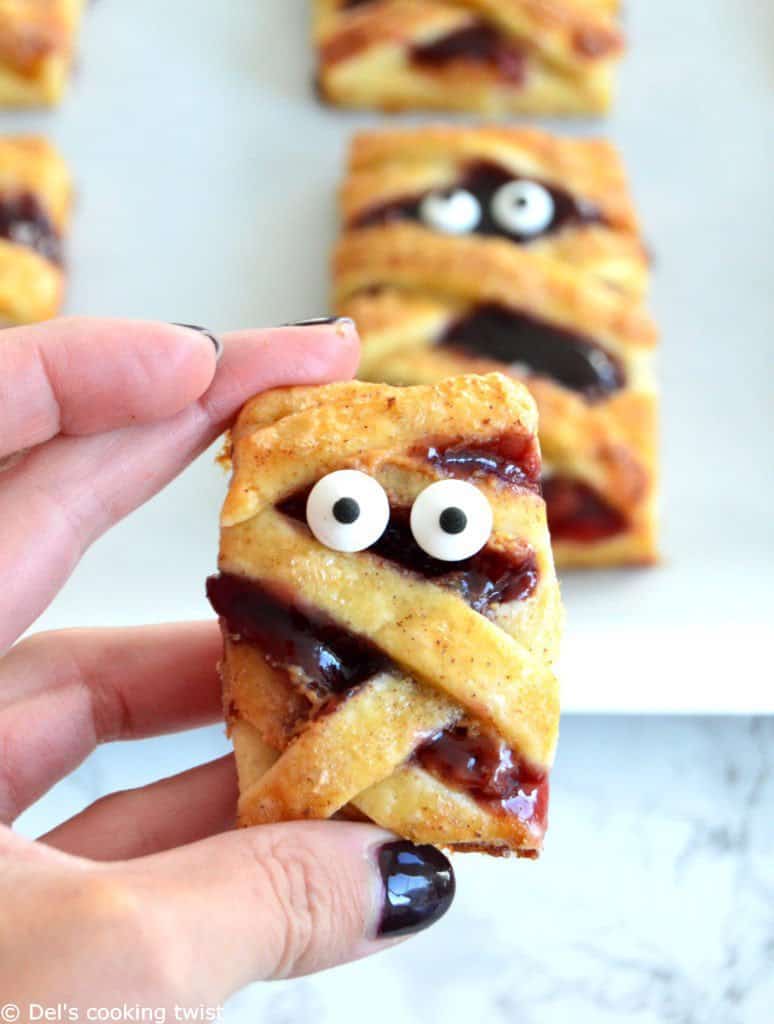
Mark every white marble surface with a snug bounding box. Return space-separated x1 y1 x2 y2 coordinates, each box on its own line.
16 716 774 1023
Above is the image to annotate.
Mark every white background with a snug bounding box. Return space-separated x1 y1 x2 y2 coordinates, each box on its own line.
1 1 772 711
4 3 774 1022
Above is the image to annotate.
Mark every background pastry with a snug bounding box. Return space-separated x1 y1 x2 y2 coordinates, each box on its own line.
0 135 72 325
208 373 563 857
334 126 659 567
0 0 84 107
314 0 624 115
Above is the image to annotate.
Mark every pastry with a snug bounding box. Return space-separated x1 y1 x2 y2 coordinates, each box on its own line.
313 0 624 115
0 136 72 325
0 0 84 107
208 373 562 856
334 127 659 568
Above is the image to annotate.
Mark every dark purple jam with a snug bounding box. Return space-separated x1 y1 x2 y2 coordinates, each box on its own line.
416 725 548 828
0 193 62 265
438 303 625 400
352 160 601 245
277 497 538 611
542 476 627 543
411 24 526 85
207 573 389 696
424 434 542 492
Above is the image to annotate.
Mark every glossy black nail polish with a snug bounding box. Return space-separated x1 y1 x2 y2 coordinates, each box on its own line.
377 840 455 938
171 323 223 362
283 316 353 327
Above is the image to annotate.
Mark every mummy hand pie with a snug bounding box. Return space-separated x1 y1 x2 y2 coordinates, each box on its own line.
335 126 659 568
0 136 72 325
207 373 562 857
0 0 84 107
313 0 624 115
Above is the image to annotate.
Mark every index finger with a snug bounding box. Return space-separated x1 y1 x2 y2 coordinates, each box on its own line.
0 318 220 459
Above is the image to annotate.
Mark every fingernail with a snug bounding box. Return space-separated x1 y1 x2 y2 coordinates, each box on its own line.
376 840 455 938
171 323 223 363
283 316 354 328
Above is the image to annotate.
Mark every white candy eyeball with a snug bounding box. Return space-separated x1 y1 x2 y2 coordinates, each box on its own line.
419 188 481 235
410 479 493 562
491 180 554 237
306 470 389 553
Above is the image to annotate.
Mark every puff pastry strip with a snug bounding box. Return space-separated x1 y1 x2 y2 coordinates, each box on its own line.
209 374 562 856
0 0 84 107
314 0 624 115
334 126 658 567
0 136 72 325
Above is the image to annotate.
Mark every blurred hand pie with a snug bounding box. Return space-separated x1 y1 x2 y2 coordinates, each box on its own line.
334 126 659 568
208 373 562 857
313 0 624 115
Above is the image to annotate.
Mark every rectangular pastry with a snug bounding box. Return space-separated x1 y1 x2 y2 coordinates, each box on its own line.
333 126 659 568
208 373 562 857
0 0 84 107
0 136 72 325
314 0 624 115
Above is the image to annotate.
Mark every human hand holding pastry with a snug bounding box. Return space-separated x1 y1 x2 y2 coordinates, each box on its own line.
0 316 454 1009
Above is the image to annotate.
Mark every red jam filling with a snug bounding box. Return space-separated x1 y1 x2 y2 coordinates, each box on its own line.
438 302 625 400
543 475 627 542
206 573 389 697
0 192 62 265
416 725 548 829
423 434 542 492
411 24 527 85
352 159 602 244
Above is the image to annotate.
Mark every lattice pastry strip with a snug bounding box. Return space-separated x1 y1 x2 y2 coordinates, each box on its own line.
209 374 562 856
313 0 624 116
0 135 72 324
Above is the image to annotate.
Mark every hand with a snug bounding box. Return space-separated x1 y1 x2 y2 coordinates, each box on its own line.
0 318 454 1011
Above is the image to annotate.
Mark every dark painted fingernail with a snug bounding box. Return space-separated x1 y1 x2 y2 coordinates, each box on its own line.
283 316 354 327
376 840 455 938
171 323 223 363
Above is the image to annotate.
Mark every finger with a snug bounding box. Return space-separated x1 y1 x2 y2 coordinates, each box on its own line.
126 823 455 997
0 320 359 649
42 756 238 860
0 622 222 823
0 318 220 458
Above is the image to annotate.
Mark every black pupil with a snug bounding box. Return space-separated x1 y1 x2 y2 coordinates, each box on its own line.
439 507 468 535
333 497 360 525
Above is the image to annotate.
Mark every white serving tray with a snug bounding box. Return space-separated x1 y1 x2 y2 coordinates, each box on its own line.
2 0 772 712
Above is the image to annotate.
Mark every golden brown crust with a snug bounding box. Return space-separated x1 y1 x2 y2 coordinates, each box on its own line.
0 0 84 107
313 0 623 115
0 135 71 323
216 373 562 855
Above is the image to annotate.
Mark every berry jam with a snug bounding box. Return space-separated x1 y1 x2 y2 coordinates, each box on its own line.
438 303 625 400
411 24 527 85
207 573 389 696
352 159 601 244
424 434 542 492
543 476 627 542
416 725 548 828
0 193 62 265
277 496 538 610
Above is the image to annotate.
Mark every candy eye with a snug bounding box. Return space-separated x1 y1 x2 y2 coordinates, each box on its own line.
410 480 493 562
306 470 390 553
419 188 481 235
491 180 554 238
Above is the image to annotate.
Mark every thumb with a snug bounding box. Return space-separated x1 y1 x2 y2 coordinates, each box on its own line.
128 821 454 997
